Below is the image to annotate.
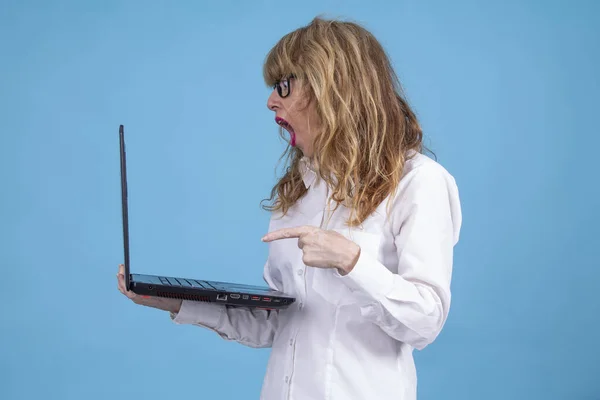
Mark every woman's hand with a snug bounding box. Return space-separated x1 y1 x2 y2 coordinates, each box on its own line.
117 264 183 313
262 226 361 275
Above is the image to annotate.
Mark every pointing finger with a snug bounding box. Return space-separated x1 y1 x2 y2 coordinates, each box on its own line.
261 226 315 242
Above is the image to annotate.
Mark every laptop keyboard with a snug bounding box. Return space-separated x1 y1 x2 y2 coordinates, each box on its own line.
159 276 217 290
151 276 276 295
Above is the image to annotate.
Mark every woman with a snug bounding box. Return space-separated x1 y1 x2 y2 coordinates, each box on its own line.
118 17 462 400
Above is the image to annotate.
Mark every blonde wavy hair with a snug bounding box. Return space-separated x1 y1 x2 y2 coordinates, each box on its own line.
262 16 426 227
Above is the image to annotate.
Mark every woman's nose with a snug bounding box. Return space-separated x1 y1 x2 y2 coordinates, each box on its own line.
267 90 279 111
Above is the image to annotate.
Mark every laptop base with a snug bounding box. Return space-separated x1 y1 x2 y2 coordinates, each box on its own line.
130 273 293 309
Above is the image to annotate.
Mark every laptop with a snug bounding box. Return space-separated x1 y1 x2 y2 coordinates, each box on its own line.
118 124 295 309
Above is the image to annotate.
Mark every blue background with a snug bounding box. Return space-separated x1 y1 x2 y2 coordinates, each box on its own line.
1 0 599 399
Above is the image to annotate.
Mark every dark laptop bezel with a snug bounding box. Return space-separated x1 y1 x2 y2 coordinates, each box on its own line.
118 125 295 309
119 125 132 291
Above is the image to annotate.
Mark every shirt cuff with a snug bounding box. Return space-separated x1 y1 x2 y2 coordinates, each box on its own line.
170 300 225 330
336 248 395 300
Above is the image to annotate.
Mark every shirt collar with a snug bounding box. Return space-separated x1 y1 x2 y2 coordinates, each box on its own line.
299 156 317 188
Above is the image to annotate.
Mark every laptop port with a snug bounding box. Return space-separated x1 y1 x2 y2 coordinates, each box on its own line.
148 285 154 290
216 294 228 301
251 296 260 301
230 294 240 299
263 297 271 302
242 295 249 300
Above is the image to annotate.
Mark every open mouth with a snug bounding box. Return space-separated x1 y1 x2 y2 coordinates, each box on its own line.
275 117 296 147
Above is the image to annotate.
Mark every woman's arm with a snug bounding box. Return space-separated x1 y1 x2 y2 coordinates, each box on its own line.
337 164 462 350
170 262 282 348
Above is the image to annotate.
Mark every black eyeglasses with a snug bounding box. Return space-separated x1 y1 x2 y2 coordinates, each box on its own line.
273 75 295 98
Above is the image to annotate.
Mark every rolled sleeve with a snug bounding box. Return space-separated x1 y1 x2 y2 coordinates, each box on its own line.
338 250 422 304
170 300 225 330
167 261 284 348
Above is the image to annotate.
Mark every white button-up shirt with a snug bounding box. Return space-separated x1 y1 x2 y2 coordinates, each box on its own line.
172 151 462 400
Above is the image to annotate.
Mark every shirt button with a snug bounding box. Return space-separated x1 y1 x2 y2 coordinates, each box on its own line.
289 339 294 346
299 302 303 310
297 269 303 276
285 376 289 383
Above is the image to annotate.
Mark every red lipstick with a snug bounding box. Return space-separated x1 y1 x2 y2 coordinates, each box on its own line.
275 117 296 147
